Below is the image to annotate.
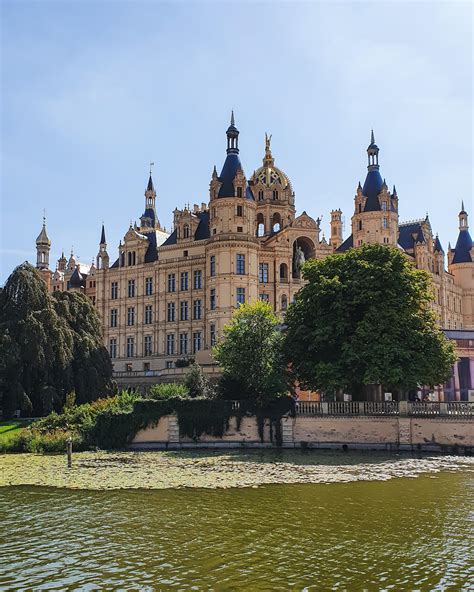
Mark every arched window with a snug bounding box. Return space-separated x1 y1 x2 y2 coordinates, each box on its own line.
272 212 281 232
183 224 190 239
281 294 288 311
257 213 265 237
358 203 362 213
280 263 288 281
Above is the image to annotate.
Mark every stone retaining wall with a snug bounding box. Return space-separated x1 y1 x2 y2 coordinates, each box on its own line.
131 415 474 452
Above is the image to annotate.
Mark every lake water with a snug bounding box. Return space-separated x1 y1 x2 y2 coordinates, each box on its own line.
1 451 473 590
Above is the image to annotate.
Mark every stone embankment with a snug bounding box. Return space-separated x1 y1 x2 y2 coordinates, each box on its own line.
131 402 474 453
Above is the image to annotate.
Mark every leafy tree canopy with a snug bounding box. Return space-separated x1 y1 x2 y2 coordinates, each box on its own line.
283 244 457 398
213 300 288 405
0 263 113 417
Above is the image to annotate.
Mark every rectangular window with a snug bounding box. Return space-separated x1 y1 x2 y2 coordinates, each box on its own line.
237 187 243 198
111 281 118 299
168 273 176 292
383 217 388 229
167 302 176 322
127 307 135 326
180 333 188 355
110 308 118 328
260 293 269 302
180 300 189 321
144 335 153 356
210 324 216 347
210 256 216 277
194 270 202 290
210 288 216 310
126 337 135 358
259 262 269 283
237 205 243 217
382 201 387 211
236 254 245 275
128 279 135 298
236 287 245 306
193 331 202 353
144 305 153 324
166 334 175 355
193 299 202 320
145 277 153 296
166 360 174 369
180 272 189 291
109 338 117 359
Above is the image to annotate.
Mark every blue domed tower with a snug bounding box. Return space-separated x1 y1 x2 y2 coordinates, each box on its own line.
350 131 399 247
449 203 474 328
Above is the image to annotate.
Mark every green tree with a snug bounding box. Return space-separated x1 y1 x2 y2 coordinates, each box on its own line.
283 244 457 399
0 263 114 417
0 263 73 416
53 290 113 405
185 362 212 398
213 300 288 404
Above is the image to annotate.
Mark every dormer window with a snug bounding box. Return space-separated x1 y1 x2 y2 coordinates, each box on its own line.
258 190 264 201
236 205 243 217
183 224 190 239
358 203 362 213
382 201 387 211
237 187 243 198
272 190 278 200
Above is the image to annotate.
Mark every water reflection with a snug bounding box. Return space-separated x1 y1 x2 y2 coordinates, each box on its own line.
1 469 472 590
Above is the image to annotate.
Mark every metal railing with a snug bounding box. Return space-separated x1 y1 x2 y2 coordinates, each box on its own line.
295 401 474 418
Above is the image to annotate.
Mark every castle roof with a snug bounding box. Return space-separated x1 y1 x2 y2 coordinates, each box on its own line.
162 210 210 246
452 227 473 264
336 234 353 252
69 267 87 288
362 169 384 212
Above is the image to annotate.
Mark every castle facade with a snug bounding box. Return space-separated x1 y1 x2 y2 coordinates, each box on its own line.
35 116 474 397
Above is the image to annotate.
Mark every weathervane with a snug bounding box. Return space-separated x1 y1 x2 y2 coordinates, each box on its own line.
149 162 155 176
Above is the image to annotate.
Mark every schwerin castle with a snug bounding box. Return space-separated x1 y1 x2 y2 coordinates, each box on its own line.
34 115 474 401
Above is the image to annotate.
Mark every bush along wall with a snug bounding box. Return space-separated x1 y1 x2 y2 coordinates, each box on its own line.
90 396 295 449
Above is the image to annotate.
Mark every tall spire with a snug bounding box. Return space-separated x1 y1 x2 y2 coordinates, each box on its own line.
367 129 379 171
35 214 51 270
100 224 106 245
226 111 239 154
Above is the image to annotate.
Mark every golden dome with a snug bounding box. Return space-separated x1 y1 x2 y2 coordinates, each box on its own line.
252 134 291 189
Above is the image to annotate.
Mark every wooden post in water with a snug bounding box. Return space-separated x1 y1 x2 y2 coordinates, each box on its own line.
67 437 72 469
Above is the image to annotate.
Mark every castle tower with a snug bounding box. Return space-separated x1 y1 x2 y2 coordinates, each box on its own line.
449 203 474 329
250 133 295 237
96 224 109 269
36 216 51 270
351 131 398 247
57 251 67 272
206 113 259 335
208 112 257 236
330 209 343 250
140 169 161 232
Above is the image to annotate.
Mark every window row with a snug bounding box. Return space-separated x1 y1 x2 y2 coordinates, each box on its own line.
110 277 154 299
109 326 218 359
110 305 154 327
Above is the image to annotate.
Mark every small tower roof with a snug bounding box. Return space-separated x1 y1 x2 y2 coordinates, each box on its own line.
147 174 154 192
36 217 51 246
100 224 106 245
452 208 473 264
434 235 444 252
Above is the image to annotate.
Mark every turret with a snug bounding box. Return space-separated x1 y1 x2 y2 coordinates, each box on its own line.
330 209 343 250
140 165 161 231
35 216 51 270
96 224 109 269
449 203 474 329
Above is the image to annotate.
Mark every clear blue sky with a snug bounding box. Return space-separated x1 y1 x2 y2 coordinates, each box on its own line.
1 0 472 283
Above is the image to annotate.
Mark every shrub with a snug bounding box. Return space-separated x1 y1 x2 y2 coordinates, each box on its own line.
148 383 189 400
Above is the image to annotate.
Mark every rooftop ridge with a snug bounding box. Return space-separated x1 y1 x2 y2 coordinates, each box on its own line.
399 218 425 226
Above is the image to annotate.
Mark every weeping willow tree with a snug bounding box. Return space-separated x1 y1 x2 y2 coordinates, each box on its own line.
0 263 113 417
